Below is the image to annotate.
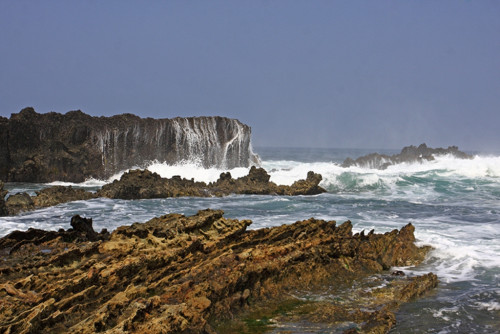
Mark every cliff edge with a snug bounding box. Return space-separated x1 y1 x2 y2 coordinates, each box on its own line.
0 108 260 182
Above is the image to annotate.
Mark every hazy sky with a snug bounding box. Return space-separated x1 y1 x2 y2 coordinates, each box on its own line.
1 1 499 150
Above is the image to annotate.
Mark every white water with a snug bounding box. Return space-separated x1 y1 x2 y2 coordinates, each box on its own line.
1 148 499 332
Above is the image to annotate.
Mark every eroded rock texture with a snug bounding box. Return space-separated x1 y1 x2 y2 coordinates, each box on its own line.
1 186 97 216
342 143 472 169
98 166 326 199
0 168 325 217
0 108 259 182
0 210 435 333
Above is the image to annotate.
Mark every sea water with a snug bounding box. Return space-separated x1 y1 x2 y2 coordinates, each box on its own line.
1 147 499 333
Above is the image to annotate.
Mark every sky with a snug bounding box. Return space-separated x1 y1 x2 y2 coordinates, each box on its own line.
0 1 499 151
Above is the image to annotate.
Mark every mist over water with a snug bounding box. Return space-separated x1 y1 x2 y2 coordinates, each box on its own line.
1 146 499 333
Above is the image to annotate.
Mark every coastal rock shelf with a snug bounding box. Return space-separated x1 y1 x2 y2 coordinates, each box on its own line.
0 209 436 333
99 166 325 199
0 108 260 182
0 167 325 216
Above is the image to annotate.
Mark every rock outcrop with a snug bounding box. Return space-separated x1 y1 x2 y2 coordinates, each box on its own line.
0 210 435 333
342 143 472 169
98 166 326 199
0 108 260 182
31 186 97 208
1 186 97 216
1 168 325 216
0 181 7 216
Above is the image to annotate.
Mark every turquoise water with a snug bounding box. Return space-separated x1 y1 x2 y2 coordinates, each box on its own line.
2 147 500 333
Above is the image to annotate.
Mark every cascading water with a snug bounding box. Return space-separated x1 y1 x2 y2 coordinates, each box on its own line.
92 116 259 177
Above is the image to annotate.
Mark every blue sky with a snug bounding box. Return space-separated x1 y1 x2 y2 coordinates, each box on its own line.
1 1 499 150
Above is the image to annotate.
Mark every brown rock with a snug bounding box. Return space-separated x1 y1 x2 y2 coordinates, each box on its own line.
0 210 435 333
99 167 327 199
3 185 97 216
5 192 34 215
32 186 97 208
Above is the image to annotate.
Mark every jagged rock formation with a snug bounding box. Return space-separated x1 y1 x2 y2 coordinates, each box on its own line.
0 210 436 333
0 168 325 216
342 143 472 169
98 167 326 199
0 108 260 182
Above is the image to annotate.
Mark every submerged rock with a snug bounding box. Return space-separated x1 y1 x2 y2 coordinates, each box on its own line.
0 210 435 333
342 143 472 169
98 166 327 199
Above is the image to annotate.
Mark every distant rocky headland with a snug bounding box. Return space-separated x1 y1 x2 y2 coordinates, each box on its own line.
0 209 437 333
342 143 472 169
0 108 260 183
0 167 325 216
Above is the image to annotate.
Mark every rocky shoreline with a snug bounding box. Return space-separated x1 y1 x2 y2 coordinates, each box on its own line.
0 209 436 333
0 167 325 217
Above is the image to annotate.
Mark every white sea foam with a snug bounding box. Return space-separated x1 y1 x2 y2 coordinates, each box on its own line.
54 153 499 192
48 178 108 187
432 306 460 321
475 301 500 311
264 155 500 187
146 161 250 183
408 221 500 283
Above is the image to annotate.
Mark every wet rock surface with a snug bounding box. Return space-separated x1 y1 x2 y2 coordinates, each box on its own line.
4 192 35 216
0 185 97 217
0 210 435 333
1 108 259 182
342 143 472 169
0 181 8 216
98 166 326 199
0 168 325 216
32 186 97 208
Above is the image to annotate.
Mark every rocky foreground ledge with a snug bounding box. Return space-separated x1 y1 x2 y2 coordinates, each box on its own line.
0 167 325 216
0 210 436 333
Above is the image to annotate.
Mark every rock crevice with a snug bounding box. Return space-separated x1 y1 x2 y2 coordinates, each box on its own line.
0 210 436 333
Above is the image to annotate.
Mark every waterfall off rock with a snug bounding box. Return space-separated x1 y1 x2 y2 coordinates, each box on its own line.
0 108 260 182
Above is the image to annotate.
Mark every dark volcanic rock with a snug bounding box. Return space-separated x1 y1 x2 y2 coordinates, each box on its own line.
0 181 7 216
98 166 326 199
0 214 109 256
1 108 260 182
342 143 473 169
0 210 435 333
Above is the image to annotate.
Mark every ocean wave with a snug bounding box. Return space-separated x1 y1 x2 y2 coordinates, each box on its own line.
262 155 500 194
8 155 498 199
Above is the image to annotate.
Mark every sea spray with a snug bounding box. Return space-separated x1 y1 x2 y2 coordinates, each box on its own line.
1 147 499 332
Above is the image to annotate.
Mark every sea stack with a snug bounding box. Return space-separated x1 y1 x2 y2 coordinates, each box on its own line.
0 108 260 182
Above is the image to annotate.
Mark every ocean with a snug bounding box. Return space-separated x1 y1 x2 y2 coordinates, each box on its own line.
1 146 499 333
